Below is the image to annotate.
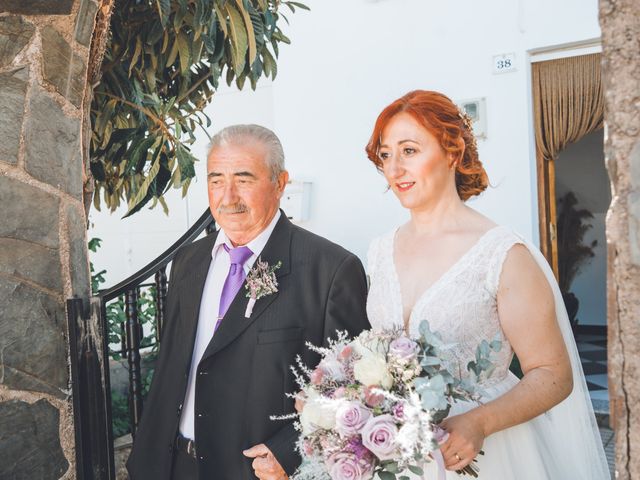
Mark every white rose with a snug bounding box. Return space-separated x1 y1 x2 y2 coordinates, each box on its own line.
300 396 341 435
353 354 393 389
348 338 368 357
350 333 387 357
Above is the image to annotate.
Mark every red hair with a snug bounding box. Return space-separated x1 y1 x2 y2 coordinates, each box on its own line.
365 90 488 201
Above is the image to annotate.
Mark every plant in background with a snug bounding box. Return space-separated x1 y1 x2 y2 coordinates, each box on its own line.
89 237 108 294
556 191 598 332
103 287 159 360
91 0 308 217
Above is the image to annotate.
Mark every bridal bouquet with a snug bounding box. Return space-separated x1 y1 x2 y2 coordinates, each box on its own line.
283 321 501 480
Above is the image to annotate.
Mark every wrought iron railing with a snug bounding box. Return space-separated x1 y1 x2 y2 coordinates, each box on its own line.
68 208 215 480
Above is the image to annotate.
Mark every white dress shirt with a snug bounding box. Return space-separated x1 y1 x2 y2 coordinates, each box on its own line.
178 210 281 439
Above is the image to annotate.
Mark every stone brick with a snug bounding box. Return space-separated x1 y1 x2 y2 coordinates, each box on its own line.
75 0 98 47
0 237 61 292
0 399 68 479
0 67 28 165
41 25 86 107
66 203 90 300
23 88 82 197
0 176 60 249
0 0 73 15
0 277 68 398
0 16 35 67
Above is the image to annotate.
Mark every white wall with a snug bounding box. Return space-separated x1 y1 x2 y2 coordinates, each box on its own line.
556 129 609 326
89 0 602 285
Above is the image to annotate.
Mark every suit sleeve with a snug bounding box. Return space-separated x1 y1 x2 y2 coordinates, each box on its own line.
321 253 371 344
265 253 371 475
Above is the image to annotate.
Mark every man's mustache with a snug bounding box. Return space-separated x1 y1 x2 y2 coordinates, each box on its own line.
217 203 249 214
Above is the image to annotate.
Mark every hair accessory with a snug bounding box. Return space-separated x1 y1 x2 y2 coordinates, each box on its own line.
457 108 478 157
458 109 474 131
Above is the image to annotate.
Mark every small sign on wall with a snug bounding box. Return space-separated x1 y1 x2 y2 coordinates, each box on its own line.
493 53 516 74
281 181 311 223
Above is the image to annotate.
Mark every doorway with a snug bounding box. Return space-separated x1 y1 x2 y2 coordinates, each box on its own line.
555 128 610 412
530 48 610 414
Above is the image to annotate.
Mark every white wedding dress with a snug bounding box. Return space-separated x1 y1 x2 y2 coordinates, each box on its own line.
366 226 610 479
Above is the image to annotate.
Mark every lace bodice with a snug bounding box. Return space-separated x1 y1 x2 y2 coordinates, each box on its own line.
366 226 525 386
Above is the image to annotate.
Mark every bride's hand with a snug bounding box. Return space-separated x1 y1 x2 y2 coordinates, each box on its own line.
439 410 487 471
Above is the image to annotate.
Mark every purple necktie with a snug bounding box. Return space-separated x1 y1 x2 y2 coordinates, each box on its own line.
214 244 253 331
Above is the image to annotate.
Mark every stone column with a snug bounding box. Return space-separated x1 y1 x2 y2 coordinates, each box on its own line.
600 1 640 478
0 1 98 478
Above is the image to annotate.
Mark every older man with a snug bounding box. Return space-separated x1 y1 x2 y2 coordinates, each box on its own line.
126 125 370 480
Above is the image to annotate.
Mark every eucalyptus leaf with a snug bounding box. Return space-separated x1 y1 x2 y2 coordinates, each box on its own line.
421 356 441 366
407 465 424 475
384 462 400 473
378 472 397 480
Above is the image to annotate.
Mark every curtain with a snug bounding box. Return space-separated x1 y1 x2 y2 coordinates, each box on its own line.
531 53 603 275
533 53 603 161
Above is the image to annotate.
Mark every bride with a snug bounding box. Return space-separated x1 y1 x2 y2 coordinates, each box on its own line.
364 90 609 479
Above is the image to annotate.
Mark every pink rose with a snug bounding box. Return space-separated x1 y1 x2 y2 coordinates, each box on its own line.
360 414 399 461
327 452 374 480
333 387 347 399
303 439 315 456
335 401 372 437
389 337 419 361
363 386 384 407
339 345 354 360
310 368 324 385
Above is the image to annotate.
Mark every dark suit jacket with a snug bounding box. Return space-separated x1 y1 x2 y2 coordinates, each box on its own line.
126 213 370 479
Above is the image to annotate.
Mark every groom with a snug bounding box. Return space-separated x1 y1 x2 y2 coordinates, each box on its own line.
126 124 370 480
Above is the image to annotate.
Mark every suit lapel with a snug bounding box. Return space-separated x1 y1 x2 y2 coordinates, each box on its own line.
179 232 218 350
200 213 293 361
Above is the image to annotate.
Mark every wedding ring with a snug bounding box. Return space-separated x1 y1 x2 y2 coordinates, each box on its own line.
454 453 462 461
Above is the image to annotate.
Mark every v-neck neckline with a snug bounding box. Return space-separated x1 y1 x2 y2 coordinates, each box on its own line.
389 225 502 331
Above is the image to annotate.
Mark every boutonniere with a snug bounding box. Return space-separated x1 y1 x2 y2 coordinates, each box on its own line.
244 258 282 318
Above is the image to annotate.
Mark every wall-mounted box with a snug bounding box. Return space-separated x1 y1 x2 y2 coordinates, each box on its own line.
457 97 487 139
281 181 311 222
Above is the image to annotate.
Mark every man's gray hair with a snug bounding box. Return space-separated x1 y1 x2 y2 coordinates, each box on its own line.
208 124 285 181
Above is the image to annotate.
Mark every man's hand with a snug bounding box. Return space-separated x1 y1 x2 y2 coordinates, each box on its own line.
243 443 288 480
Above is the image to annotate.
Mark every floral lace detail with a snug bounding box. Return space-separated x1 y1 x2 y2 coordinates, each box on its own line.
366 226 525 387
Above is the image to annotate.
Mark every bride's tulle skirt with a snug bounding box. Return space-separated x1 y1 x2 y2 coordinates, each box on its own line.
413 374 610 480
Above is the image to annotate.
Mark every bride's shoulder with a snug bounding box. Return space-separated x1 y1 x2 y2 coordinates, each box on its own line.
482 225 529 258
482 225 533 293
489 224 527 244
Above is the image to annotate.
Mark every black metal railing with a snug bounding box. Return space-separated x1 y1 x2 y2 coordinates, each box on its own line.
68 208 215 480
102 208 215 435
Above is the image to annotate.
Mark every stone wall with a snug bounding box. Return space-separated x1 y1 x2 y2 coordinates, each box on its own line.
600 0 640 478
0 1 98 478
